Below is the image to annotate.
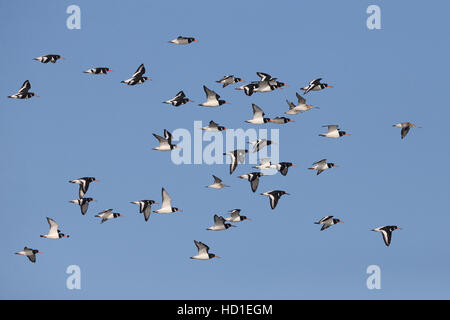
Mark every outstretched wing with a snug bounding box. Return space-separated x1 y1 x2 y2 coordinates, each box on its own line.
203 85 220 100
132 64 145 78
18 80 31 94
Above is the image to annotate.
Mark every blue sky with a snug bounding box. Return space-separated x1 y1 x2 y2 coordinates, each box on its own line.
1 0 449 299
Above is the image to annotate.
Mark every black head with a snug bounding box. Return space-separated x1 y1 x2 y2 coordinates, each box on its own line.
219 100 229 105
234 77 242 83
172 207 182 212
85 197 94 202
328 163 336 168
208 253 218 259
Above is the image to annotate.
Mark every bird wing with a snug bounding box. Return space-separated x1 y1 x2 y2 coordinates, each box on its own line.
153 133 169 146
251 104 265 120
18 80 31 94
324 125 339 133
46 217 59 235
401 126 410 139
164 129 173 144
194 240 209 255
203 85 220 101
286 99 296 110
132 64 145 78
256 72 272 81
143 203 151 221
212 175 222 184
296 92 306 105
27 254 37 263
250 175 260 192
214 214 225 226
380 228 392 246
313 159 327 165
174 91 185 100
310 78 322 86
80 200 89 215
208 120 219 128
161 188 172 208
269 193 279 210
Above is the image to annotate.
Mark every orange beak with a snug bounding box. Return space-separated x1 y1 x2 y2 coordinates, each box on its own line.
292 164 296 167
194 39 199 42
34 94 40 97
108 69 114 72
327 85 333 87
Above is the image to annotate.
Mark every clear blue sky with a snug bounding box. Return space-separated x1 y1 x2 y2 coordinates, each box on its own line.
1 0 449 299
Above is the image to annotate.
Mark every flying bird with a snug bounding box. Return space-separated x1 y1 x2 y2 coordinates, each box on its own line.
392 122 421 139
152 129 180 151
199 85 229 107
169 36 198 45
202 120 226 132
223 149 248 175
121 64 151 85
216 75 244 88
40 217 69 239
69 198 95 215
15 247 42 263
314 216 344 231
83 67 113 74
131 200 157 222
249 139 276 153
319 125 350 138
308 159 338 175
207 214 236 231
260 190 289 209
190 240 219 260
8 80 39 99
153 188 182 213
245 104 271 124
269 116 294 124
33 54 63 63
285 93 319 114
206 175 229 189
372 226 402 246
301 78 332 94
225 209 250 222
163 91 193 107
69 177 98 198
95 209 123 224
238 172 266 192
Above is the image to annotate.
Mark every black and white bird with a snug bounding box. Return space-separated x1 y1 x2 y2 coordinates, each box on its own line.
260 190 289 209
207 214 236 231
372 226 402 246
216 75 244 88
8 80 39 99
269 116 294 124
153 188 182 213
206 175 229 189
249 139 276 153
169 36 198 45
15 247 42 263
202 120 226 132
190 240 219 260
95 209 123 224
301 78 332 94
131 200 157 222
238 172 266 192
314 216 344 231
245 104 271 124
152 129 180 151
163 91 193 107
308 159 338 175
392 122 421 139
69 198 95 215
121 63 151 85
285 93 319 114
40 217 69 239
199 85 229 107
83 67 113 74
237 72 287 96
223 149 248 175
225 209 250 222
319 125 350 138
69 177 99 198
276 162 296 176
33 54 63 63
253 159 295 176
